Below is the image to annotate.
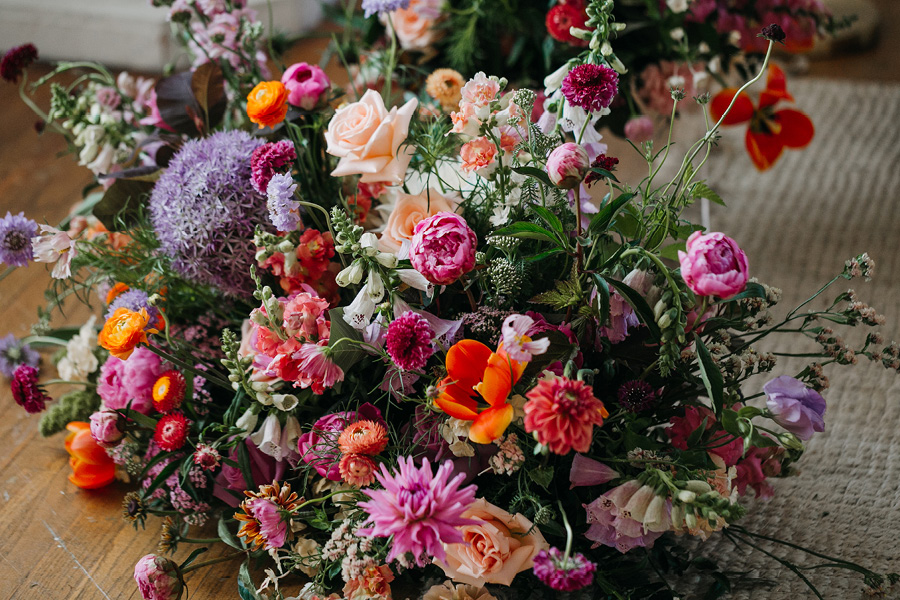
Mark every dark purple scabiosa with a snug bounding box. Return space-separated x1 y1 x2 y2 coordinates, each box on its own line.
0 333 40 378
385 311 434 371
584 154 619 187
532 547 597 592
616 379 657 413
11 364 50 413
148 130 272 297
1 44 38 83
561 63 619 114
759 23 787 45
0 211 38 267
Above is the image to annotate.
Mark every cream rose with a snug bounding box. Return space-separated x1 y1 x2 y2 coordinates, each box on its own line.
377 188 458 254
436 498 548 587
325 89 418 185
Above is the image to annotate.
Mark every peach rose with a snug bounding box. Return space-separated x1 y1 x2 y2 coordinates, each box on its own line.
436 498 548 587
381 0 444 51
377 188 458 254
325 89 418 185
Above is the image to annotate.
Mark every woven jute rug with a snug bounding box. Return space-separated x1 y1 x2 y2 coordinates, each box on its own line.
671 77 900 598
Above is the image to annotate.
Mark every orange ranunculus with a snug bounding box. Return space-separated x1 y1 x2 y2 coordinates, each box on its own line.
105 282 130 304
97 307 158 360
65 422 116 489
434 339 526 444
247 81 289 129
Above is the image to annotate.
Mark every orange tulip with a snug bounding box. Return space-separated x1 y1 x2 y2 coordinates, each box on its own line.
247 81 289 129
65 422 116 489
97 307 158 360
434 339 526 444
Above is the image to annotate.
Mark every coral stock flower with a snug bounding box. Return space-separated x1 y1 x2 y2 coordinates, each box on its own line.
246 81 289 129
710 64 813 171
435 339 525 444
98 307 157 360
65 422 116 489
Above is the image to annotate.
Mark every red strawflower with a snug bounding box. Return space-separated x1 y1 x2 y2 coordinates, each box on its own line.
546 4 590 47
524 375 608 455
561 64 619 114
11 364 48 413
151 370 186 413
193 443 222 471
154 412 190 451
1 44 38 83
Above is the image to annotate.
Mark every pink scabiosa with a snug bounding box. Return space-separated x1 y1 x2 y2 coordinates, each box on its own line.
133 554 184 600
1 43 38 83
281 62 330 110
357 457 477 566
677 231 749 299
386 311 434 371
532 547 597 592
154 413 190 452
561 63 619 114
0 333 39 379
546 143 590 189
501 314 550 362
193 443 221 471
10 364 49 413
409 212 477 285
524 375 608 455
0 211 38 267
250 140 297 194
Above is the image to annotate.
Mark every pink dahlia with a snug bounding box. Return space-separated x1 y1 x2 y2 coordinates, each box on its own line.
523 376 608 455
10 364 49 414
532 547 597 592
357 457 477 566
561 64 619 114
386 311 434 371
409 211 477 285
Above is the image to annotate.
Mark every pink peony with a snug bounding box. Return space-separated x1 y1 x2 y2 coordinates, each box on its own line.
624 116 655 142
546 142 590 189
97 347 164 415
524 375 609 455
584 480 664 553
89 410 124 448
281 62 330 110
409 212 477 285
678 231 749 299
133 554 183 600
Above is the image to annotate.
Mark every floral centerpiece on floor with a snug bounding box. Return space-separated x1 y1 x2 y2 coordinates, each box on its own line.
2 1 898 599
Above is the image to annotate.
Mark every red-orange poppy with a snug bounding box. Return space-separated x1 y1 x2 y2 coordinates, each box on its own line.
434 339 525 444
710 64 814 171
65 422 116 489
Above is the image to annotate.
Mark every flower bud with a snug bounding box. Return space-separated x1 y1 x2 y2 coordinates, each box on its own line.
133 554 184 600
89 410 124 448
676 490 697 504
546 143 590 189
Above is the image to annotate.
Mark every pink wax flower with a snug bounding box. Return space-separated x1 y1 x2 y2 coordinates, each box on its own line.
89 410 124 448
584 480 664 552
281 62 330 110
524 375 609 455
546 142 590 189
97 347 164 415
133 554 184 600
678 231 749 299
386 311 434 371
624 115 655 142
501 314 550 362
409 211 477 285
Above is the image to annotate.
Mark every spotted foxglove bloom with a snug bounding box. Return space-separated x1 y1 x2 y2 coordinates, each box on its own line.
32 224 77 279
501 314 550 362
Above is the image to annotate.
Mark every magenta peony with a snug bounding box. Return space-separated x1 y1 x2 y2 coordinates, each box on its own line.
678 231 749 299
409 212 477 285
133 554 184 600
546 143 590 189
97 347 164 415
281 62 330 110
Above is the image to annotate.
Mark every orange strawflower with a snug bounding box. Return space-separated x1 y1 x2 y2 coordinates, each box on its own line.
65 422 116 489
105 282 130 304
247 81 289 129
338 420 388 456
97 307 158 360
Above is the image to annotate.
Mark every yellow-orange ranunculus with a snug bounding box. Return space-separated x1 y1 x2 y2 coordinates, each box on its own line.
97 307 158 360
247 81 289 129
65 422 116 489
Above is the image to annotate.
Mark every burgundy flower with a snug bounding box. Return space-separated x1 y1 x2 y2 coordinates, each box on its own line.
584 153 619 187
385 311 434 371
11 364 49 413
1 44 38 83
561 64 619 114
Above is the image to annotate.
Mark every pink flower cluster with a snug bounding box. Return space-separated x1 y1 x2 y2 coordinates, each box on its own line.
97 347 164 415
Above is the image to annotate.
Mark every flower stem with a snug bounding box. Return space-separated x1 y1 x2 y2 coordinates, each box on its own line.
180 551 245 574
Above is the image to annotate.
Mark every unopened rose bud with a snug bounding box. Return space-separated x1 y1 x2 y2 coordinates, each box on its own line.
546 142 590 189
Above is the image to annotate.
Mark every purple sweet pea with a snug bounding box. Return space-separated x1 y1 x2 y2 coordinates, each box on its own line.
764 375 826 440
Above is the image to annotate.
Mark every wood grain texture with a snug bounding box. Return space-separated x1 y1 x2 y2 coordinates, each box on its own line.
1 7 898 597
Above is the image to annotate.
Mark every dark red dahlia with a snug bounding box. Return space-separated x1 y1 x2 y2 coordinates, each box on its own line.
561 64 619 114
545 4 590 47
11 364 49 413
1 44 38 84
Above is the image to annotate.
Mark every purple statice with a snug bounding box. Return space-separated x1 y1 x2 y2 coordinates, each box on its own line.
148 130 273 296
106 288 160 325
266 172 300 232
385 311 433 371
0 211 38 267
532 547 597 592
11 364 49 413
357 457 477 567
0 333 40 378
361 0 411 18
561 64 619 114
250 140 296 194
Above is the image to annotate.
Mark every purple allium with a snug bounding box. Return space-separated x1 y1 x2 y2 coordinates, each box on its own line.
1 43 38 83
11 364 49 413
386 311 434 371
148 130 272 296
106 289 160 325
532 547 597 592
0 333 40 378
361 0 411 18
561 64 619 114
0 211 38 267
616 380 657 413
357 457 477 567
266 172 300 232
764 375 826 440
250 140 297 194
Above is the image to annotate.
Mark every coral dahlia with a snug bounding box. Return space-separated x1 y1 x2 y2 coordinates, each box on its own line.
523 375 608 455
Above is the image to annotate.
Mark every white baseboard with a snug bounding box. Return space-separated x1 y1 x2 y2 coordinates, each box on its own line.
0 0 326 72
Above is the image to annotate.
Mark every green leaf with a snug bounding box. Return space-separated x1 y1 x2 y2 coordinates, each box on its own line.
236 439 256 491
691 182 725 206
529 204 564 234
593 275 611 327
218 516 243 550
687 415 710 446
512 165 554 188
716 282 766 304
524 248 564 263
527 465 554 490
606 278 662 341
492 222 561 244
178 547 208 570
694 334 725 413
659 241 686 261
588 166 619 183
587 191 635 237
92 178 155 231
116 407 158 430
238 561 262 600
720 409 740 437
327 308 366 372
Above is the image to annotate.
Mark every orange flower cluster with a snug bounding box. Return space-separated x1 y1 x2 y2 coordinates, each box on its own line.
247 81 289 129
65 422 116 489
338 420 389 487
97 307 158 360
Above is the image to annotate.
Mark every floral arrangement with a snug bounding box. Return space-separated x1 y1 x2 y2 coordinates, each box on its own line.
2 1 898 599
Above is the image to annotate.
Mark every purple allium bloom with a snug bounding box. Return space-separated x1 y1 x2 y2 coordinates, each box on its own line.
266 172 300 232
106 289 160 325
357 457 477 567
11 364 49 413
250 140 297 194
385 311 434 371
1 43 38 83
561 64 619 114
0 333 40 378
148 130 272 297
533 547 597 592
616 380 657 413
764 375 826 440
0 211 38 267
361 0 411 18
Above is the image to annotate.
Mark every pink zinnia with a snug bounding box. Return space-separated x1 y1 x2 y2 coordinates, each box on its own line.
357 457 477 566
532 547 597 592
524 376 608 455
561 64 619 114
250 140 297 194
386 311 434 371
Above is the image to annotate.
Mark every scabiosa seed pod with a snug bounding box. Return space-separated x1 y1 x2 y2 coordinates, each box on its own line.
546 143 590 189
152 370 186 413
616 380 657 413
154 412 190 451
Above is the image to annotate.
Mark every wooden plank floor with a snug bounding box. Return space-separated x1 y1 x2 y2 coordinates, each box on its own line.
1 5 898 598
